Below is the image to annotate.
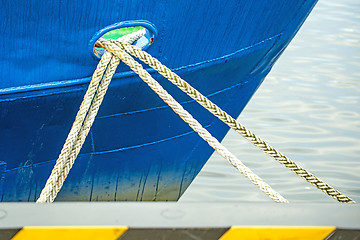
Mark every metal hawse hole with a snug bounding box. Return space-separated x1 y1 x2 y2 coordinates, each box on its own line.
91 22 156 59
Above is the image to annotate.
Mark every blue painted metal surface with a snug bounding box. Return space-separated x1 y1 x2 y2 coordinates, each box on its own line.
0 0 317 201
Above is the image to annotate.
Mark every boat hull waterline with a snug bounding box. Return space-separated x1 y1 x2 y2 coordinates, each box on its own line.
0 0 317 201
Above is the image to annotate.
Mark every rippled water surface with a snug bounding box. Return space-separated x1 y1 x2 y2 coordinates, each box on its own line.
181 0 360 203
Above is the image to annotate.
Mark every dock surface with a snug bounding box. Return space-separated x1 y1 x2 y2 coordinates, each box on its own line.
0 202 359 239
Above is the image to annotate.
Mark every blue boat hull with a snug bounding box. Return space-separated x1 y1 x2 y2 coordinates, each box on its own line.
0 0 317 201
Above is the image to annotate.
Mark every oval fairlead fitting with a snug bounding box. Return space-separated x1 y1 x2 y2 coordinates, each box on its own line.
89 20 157 59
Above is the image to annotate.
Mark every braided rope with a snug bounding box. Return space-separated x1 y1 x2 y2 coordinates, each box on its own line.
36 51 116 203
98 39 355 203
101 45 288 203
37 33 144 203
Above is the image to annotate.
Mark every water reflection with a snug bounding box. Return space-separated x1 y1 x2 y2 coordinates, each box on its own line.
181 0 360 202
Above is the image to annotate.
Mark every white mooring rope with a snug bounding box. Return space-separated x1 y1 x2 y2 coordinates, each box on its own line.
38 31 354 203
38 36 287 203
36 32 145 203
96 44 288 203
97 39 355 204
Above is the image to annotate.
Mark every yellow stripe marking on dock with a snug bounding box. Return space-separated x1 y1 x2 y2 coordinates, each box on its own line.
219 226 336 240
11 226 128 240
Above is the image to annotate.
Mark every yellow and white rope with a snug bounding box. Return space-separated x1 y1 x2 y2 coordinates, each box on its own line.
97 39 355 203
38 34 288 202
37 33 144 203
38 32 354 203
36 52 117 203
